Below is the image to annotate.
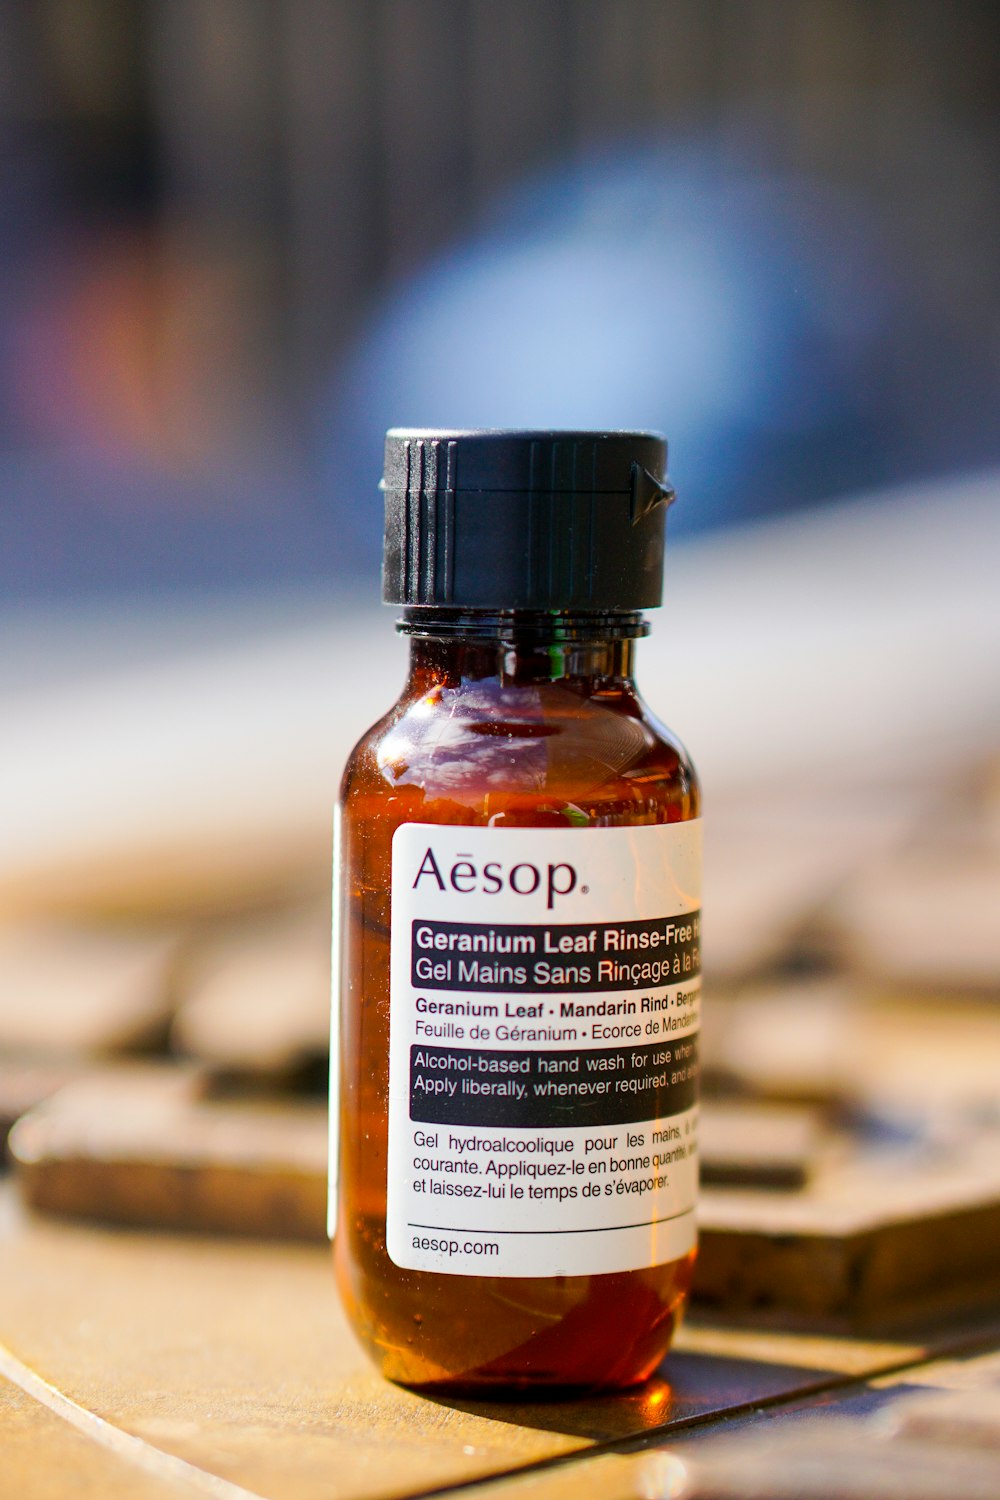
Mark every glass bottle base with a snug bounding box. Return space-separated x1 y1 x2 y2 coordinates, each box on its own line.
335 1240 695 1395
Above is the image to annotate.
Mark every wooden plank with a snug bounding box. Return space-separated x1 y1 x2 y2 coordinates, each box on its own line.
700 985 1000 1321
4 1201 1000 1500
9 1067 325 1241
427 1452 685 1500
701 985 1000 1117
0 924 180 1056
702 827 854 981
0 1061 82 1157
676 1420 1000 1499
456 1333 1000 1500
9 1070 818 1236
668 1342 1000 1499
696 1134 1000 1324
676 1322 927 1379
699 980 857 1105
699 1102 822 1190
886 1386 1000 1451
458 1430 1000 1500
699 776 935 987
872 1346 1000 1393
821 847 1000 995
172 908 328 1076
0 1200 891 1500
13 1065 1000 1322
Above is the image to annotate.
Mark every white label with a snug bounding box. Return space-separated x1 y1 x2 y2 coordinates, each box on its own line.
327 805 341 1239
386 821 701 1278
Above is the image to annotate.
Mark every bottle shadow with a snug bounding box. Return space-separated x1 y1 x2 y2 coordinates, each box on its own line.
414 1346 841 1442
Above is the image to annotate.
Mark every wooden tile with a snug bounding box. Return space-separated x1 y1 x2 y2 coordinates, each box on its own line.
702 827 851 982
885 1385 1000 1451
667 1339 1000 1499
702 985 1000 1118
821 847 1000 995
0 1061 83 1156
10 1066 326 1240
9 1069 819 1238
172 907 328 1076
675 1418 1000 1499
699 1102 823 1190
424 1452 689 1500
871 1347 1000 1393
0 1205 581 1500
696 1130 1000 1323
0 1196 952 1500
0 1212 796 1499
14 1064 1000 1324
0 924 180 1056
699 981 858 1106
392 1338 1000 1500
675 1323 926 1380
459 1430 1000 1500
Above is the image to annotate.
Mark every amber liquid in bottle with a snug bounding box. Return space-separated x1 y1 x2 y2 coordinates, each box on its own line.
334 611 699 1393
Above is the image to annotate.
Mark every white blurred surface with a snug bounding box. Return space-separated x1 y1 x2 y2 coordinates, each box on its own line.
1 471 998 915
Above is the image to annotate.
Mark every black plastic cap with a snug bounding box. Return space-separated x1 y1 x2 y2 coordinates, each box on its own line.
382 429 674 610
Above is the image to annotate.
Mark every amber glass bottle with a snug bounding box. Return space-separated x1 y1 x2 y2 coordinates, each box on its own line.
333 431 701 1393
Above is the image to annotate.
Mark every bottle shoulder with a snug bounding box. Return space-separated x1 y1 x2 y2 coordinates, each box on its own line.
341 678 698 817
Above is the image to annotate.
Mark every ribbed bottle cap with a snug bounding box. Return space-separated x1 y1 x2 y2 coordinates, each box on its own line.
382 429 675 610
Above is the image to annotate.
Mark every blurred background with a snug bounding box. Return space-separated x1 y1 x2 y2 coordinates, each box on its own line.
1 0 999 596
1 1 999 1324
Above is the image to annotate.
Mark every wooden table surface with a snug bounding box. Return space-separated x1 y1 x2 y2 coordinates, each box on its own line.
2 488 998 1495
3 1186 998 1500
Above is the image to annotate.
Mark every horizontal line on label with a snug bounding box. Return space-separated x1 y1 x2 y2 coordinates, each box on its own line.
405 1207 695 1236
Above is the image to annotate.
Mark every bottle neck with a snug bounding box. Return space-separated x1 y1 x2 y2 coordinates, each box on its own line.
398 609 646 689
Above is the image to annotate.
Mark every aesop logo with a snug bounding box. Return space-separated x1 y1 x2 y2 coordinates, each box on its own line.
412 847 579 910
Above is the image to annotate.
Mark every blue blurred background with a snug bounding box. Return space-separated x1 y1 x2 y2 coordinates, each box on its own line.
1 0 998 600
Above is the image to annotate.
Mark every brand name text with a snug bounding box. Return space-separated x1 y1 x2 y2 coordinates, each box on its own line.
412 848 579 910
